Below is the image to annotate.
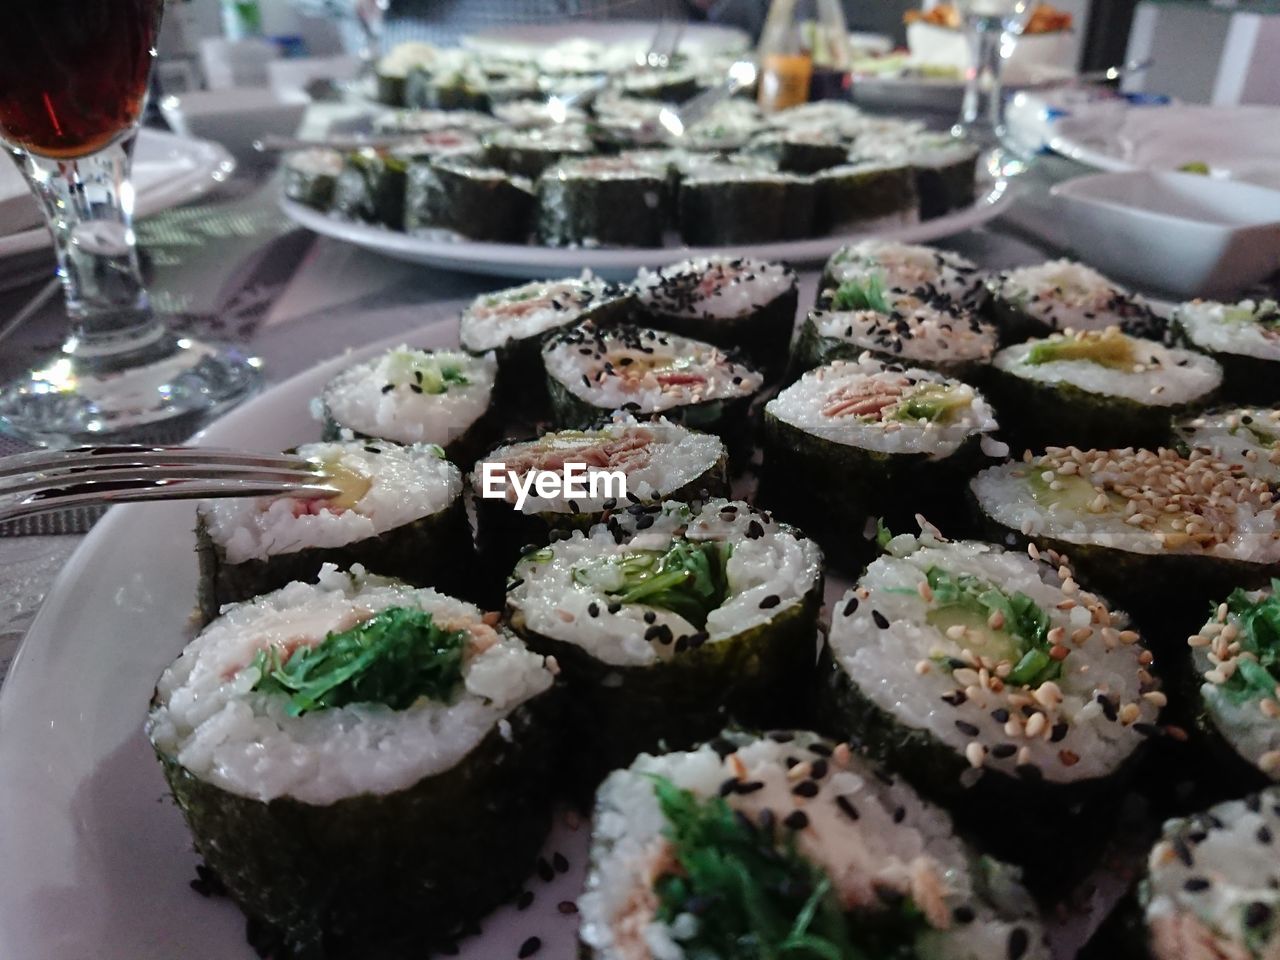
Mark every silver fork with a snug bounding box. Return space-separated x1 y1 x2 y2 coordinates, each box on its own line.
0 445 339 524
641 18 686 69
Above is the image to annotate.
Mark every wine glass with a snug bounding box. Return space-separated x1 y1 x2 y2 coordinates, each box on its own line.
950 0 1035 167
0 0 260 446
290 0 391 85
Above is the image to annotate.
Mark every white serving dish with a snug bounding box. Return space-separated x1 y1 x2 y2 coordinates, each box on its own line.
906 22 1075 84
159 88 307 161
1051 170 1280 299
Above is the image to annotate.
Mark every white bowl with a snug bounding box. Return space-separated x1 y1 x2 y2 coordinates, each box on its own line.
159 87 307 161
1050 170 1280 299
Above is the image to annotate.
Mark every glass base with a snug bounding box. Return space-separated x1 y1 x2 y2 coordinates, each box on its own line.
0 336 262 448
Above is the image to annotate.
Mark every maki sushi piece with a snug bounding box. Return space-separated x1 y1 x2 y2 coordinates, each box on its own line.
1081 787 1280 960
971 446 1280 632
148 567 557 959
631 256 799 379
821 239 986 309
761 358 1002 567
541 320 764 455
282 148 343 211
986 260 1164 343
403 57 490 111
813 160 920 234
856 131 980 220
791 295 998 382
579 730 1050 960
614 66 699 102
331 148 411 230
371 107 500 138
459 273 633 406
472 415 727 577
821 526 1160 886
490 97 589 127
482 123 596 179
1172 298 1280 404
314 346 497 464
988 327 1222 451
764 99 874 140
404 155 534 243
677 164 815 245
536 156 668 248
1175 407 1280 484
506 500 823 788
196 440 471 622
744 127 850 174
373 41 439 106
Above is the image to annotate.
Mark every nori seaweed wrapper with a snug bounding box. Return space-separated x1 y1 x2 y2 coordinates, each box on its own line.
535 160 668 248
404 157 534 243
814 162 919 235
331 149 410 230
677 170 810 245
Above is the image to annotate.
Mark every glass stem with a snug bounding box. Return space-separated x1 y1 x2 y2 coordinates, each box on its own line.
14 136 172 374
959 17 1007 137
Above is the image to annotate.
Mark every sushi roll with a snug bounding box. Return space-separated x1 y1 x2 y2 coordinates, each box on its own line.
472 415 728 577
314 346 497 464
331 148 411 230
761 357 1003 567
580 730 1050 960
791 296 998 382
677 164 815 245
821 239 986 309
813 160 920 235
536 156 668 248
482 123 596 179
744 127 850 174
404 155 534 243
1175 406 1280 484
614 66 699 102
855 131 980 220
1171 298 1280 404
988 327 1222 451
1081 787 1280 960
372 107 500 138
148 566 557 958
764 99 873 140
631 256 799 379
374 41 439 106
282 148 343 211
541 320 764 456
506 500 823 788
490 97 589 127
196 440 472 622
403 57 490 112
821 526 1160 886
986 260 1164 343
971 446 1280 633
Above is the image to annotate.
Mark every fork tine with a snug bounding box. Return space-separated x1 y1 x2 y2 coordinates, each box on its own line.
0 445 317 481
0 464 331 499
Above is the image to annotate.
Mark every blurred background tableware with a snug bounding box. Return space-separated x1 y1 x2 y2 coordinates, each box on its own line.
949 0 1036 164
159 88 308 164
757 0 854 110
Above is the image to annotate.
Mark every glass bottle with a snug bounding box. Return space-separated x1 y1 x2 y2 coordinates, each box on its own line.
757 0 853 112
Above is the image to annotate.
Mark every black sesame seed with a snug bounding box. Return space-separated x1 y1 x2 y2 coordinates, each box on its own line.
793 780 820 798
892 806 906 824
516 890 535 911
518 936 542 958
991 743 1017 759
1247 792 1263 812
1050 722 1070 743
941 691 968 707
953 906 975 925
1259 826 1274 845
807 742 833 757
553 852 569 874
558 901 578 915
843 597 859 617
746 520 765 539
363 445 381 455
608 602 622 614
1007 926 1029 960
809 759 829 779
872 610 890 629
768 731 795 743
588 602 600 618
991 708 1010 723
1245 902 1273 929
536 858 555 883
784 810 809 830
736 780 765 795
1172 837 1194 867
955 720 980 736
836 795 859 820
719 778 739 797
380 383 395 394
409 383 424 394
635 514 654 530
759 594 781 609
1184 877 1211 893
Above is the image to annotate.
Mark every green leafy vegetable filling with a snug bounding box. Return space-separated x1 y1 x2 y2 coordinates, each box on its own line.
831 274 891 315
575 538 733 630
926 567 1061 687
1215 581 1280 705
249 606 468 716
889 383 973 424
650 775 927 960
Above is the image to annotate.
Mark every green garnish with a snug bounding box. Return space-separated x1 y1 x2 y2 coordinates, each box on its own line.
1026 329 1135 370
889 383 973 424
1222 300 1280 330
1178 161 1210 175
249 607 468 716
574 537 733 630
1215 581 1280 705
926 567 1061 687
875 518 894 550
831 274 891 314
386 350 470 395
650 775 927 960
1229 422 1279 448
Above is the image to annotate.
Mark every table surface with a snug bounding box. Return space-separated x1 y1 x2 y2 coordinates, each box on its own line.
0 103 1094 687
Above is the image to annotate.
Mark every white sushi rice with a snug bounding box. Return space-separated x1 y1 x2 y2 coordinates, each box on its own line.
823 240 985 305
993 332 1221 407
474 416 724 515
507 500 821 667
543 322 762 414
633 256 796 322
459 272 621 353
147 565 554 805
990 260 1152 332
1174 298 1280 361
1177 407 1280 485
1144 788 1280 960
285 148 343 179
810 300 997 365
766 357 999 458
830 532 1156 784
316 347 496 447
972 448 1280 562
199 440 461 565
579 732 1049 960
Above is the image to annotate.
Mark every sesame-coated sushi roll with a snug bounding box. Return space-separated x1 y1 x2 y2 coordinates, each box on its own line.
971 447 1280 633
1171 298 1280 404
506 500 823 791
1080 787 1280 960
404 155 535 243
986 260 1164 343
541 321 764 457
536 156 668 248
820 526 1159 888
196 440 472 622
580 730 1050 960
1175 407 1280 484
148 567 558 959
631 256 799 379
472 415 728 580
761 358 1003 568
314 347 497 465
988 327 1222 451
821 239 986 309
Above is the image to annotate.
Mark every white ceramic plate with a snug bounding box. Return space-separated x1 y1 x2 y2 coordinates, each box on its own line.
0 129 236 260
851 66 1075 114
281 179 1014 281
460 20 750 57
